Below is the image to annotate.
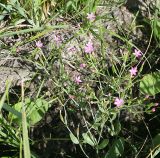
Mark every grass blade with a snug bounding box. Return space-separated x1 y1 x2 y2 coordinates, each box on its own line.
21 80 31 158
0 80 12 111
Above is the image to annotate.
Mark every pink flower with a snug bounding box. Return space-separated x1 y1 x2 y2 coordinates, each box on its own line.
84 41 94 53
75 76 82 84
69 95 75 99
53 34 62 44
145 95 150 99
129 67 138 77
133 49 142 58
36 41 43 48
155 103 159 106
152 108 156 112
16 48 20 53
87 13 96 21
114 98 124 107
67 46 76 52
80 63 86 68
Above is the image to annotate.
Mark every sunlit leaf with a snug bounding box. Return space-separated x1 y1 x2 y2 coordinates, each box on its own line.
140 72 160 95
9 98 50 126
22 106 31 158
28 98 50 125
69 133 79 144
82 133 95 147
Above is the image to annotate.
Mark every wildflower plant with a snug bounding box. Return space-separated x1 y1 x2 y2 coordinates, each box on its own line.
87 12 96 21
0 0 160 158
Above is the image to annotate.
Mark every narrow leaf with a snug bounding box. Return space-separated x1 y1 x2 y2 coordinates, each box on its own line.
22 105 31 158
3 103 22 119
69 133 79 144
0 80 12 111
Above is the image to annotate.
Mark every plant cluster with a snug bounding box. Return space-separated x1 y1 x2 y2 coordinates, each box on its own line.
0 0 160 158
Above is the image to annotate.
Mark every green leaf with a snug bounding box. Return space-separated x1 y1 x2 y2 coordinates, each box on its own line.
8 98 50 126
114 120 121 135
60 110 65 124
14 19 26 25
28 98 50 125
104 138 125 158
82 133 95 147
150 133 160 158
16 5 28 18
0 3 12 11
97 139 109 150
0 25 69 38
3 103 22 120
69 133 79 144
140 72 160 95
22 106 31 158
8 101 22 124
108 120 121 136
0 80 11 111
0 15 5 21
153 133 160 148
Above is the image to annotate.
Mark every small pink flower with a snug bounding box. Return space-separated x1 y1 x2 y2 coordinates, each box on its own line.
87 13 96 21
145 95 150 99
133 49 142 58
84 41 94 53
152 107 156 112
67 46 76 52
36 41 43 48
69 95 75 99
16 48 20 53
75 76 82 84
129 67 138 77
155 103 159 106
53 34 62 45
80 63 86 68
114 98 124 107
